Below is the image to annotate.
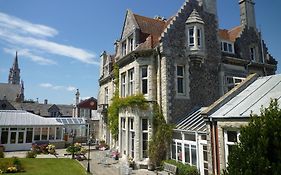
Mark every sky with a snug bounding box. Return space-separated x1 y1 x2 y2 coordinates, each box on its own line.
0 0 280 105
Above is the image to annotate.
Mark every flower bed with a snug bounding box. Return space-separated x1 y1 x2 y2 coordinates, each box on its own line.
0 157 24 174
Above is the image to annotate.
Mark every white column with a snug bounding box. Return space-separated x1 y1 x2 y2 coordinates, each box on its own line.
47 127 50 140
125 116 129 156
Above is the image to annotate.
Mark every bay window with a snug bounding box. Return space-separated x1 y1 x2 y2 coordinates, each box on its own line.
140 66 148 95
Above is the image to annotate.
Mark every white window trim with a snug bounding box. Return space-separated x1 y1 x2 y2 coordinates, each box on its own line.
224 130 240 165
188 27 195 47
121 73 126 97
128 69 134 96
140 66 148 95
172 139 197 166
141 118 149 159
221 40 235 54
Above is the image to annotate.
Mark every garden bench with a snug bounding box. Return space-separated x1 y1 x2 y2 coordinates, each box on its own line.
156 162 177 175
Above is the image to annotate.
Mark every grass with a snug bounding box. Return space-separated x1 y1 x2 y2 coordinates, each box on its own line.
0 158 88 175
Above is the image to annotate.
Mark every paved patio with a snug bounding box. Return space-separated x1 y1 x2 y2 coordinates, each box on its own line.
4 148 156 175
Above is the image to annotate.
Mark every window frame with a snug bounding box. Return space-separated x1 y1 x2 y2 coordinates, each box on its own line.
121 73 126 97
224 130 240 165
128 68 134 96
188 27 195 47
140 66 148 95
176 65 185 95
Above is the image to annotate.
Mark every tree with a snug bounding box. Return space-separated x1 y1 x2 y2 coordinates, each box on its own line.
224 99 281 175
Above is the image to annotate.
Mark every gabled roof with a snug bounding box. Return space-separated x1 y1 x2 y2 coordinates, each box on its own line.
203 74 281 119
0 110 63 126
77 97 97 110
219 26 242 42
133 14 166 37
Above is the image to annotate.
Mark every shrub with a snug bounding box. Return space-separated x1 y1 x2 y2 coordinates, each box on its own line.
0 151 4 158
12 157 24 172
66 142 83 155
26 151 37 158
164 159 199 175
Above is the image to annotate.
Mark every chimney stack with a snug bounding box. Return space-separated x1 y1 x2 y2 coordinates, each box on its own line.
239 0 256 29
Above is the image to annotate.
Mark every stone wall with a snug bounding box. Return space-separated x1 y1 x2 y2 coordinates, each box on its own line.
160 1 221 122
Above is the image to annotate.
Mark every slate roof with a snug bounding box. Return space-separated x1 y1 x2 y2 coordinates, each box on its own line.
10 102 73 117
0 110 63 126
0 83 21 101
219 26 242 42
175 108 207 133
207 74 281 118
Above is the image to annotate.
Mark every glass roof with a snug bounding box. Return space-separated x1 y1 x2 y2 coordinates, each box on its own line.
55 118 86 125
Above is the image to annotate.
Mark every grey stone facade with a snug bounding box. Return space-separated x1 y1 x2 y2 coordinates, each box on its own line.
97 0 277 171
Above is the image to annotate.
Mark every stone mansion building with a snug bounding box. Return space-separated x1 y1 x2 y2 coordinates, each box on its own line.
97 0 277 173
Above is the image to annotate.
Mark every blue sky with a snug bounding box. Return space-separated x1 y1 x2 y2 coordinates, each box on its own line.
0 0 280 104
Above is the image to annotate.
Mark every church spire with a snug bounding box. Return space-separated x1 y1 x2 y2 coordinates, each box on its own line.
8 51 21 84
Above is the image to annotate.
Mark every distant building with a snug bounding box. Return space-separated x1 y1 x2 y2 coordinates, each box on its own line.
97 0 277 171
73 91 99 139
0 52 24 102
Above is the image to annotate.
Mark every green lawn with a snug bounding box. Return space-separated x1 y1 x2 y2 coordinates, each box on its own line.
0 158 88 175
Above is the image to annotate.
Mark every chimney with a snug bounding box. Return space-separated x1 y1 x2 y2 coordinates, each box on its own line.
44 99 48 104
239 0 256 29
75 89 80 105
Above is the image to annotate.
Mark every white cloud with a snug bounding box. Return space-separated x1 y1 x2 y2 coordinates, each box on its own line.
4 48 57 65
0 12 99 65
39 83 76 92
0 12 58 38
39 83 53 88
66 86 76 92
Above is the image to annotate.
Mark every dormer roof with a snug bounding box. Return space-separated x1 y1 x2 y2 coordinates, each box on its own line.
219 26 242 42
185 9 204 24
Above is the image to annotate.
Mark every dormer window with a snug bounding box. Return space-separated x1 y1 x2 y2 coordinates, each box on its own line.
129 35 134 52
188 28 195 47
185 9 205 60
250 47 256 61
122 41 127 56
188 27 202 48
221 41 234 54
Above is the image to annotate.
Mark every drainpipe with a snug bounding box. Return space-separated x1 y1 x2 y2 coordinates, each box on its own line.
215 121 220 175
156 46 162 110
210 117 216 175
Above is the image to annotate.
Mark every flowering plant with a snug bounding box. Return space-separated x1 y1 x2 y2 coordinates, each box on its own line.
0 169 3 174
6 166 17 173
46 144 56 154
66 142 84 155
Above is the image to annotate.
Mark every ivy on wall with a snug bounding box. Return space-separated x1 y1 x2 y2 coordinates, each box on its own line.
149 104 174 167
107 64 148 140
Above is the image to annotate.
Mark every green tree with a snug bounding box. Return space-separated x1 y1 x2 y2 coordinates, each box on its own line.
224 99 281 175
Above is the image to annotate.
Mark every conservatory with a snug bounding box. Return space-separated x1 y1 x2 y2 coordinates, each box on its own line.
0 110 64 151
172 108 208 175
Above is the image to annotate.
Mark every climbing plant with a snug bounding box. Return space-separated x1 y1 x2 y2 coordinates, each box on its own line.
108 64 148 140
149 104 174 167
